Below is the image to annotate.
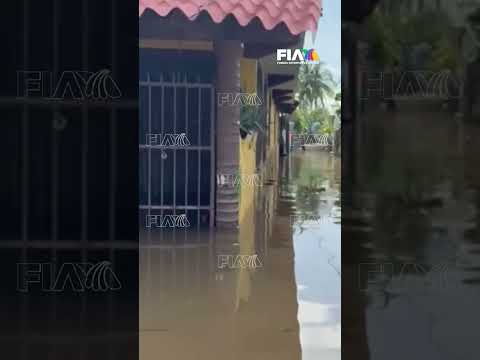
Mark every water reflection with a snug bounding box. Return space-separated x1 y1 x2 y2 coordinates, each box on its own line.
345 106 480 360
288 151 341 360
140 150 341 360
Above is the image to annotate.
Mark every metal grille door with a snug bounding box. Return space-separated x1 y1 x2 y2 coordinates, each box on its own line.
139 73 215 229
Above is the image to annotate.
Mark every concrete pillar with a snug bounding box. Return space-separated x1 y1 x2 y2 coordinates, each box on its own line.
215 41 243 229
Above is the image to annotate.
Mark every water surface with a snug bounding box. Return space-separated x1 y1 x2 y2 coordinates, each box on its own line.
140 150 341 360
344 104 480 360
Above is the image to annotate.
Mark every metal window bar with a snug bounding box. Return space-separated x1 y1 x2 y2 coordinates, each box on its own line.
139 74 215 231
160 72 164 246
20 0 29 359
51 0 59 358
184 74 189 284
109 1 117 359
197 76 202 228
148 72 153 249
80 0 89 358
210 85 215 228
173 73 177 288
0 1 138 358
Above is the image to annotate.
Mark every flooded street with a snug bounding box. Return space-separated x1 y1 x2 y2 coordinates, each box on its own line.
344 104 480 360
289 151 341 360
140 150 341 360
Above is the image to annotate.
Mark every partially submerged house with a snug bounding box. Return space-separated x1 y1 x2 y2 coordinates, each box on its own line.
139 0 322 229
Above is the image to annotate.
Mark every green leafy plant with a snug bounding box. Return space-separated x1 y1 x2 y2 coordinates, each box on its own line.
320 114 338 135
240 106 265 137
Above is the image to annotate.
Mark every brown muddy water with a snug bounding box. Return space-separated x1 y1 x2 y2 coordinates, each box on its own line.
343 104 480 360
140 150 340 360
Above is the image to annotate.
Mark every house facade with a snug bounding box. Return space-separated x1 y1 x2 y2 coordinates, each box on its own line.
139 0 322 229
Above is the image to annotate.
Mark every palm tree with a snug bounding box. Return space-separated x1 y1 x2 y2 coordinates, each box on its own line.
298 63 336 110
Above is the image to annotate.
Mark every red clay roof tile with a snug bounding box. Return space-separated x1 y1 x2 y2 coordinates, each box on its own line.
139 0 322 35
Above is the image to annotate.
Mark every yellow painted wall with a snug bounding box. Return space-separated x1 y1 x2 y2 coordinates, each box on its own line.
238 57 259 230
236 134 258 309
239 134 257 227
262 91 279 183
240 58 257 93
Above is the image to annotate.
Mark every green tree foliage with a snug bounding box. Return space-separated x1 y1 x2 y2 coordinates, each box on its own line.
320 114 337 135
298 63 336 110
335 92 341 118
294 63 339 135
366 8 459 72
365 11 399 67
292 107 330 134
